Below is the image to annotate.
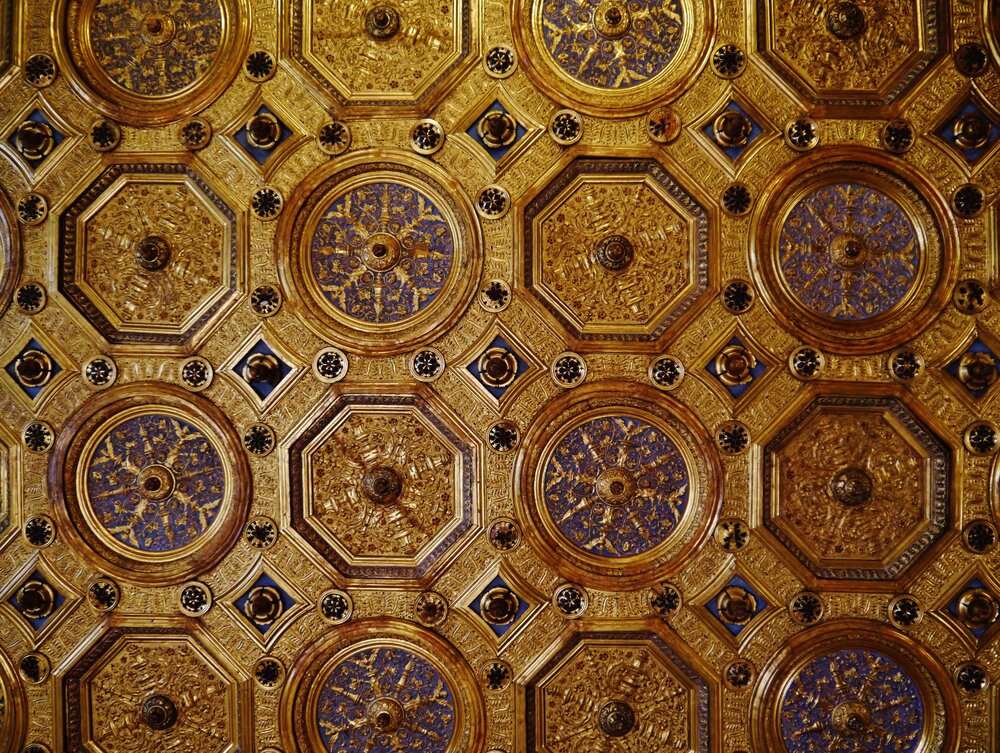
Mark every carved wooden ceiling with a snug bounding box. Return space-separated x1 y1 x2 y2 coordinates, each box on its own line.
0 1 999 752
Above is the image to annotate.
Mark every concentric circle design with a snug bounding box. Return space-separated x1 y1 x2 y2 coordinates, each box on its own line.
84 413 224 552
310 182 454 324
781 649 922 751
540 0 684 88
60 0 249 124
778 184 919 320
285 622 484 753
518 382 719 588
51 385 250 583
280 154 481 355
752 155 953 353
316 646 456 752
514 0 710 115
542 415 689 558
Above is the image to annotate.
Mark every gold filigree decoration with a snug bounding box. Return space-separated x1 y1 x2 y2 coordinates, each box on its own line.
774 412 924 560
538 643 692 752
80 180 228 329
537 181 691 331
308 411 457 559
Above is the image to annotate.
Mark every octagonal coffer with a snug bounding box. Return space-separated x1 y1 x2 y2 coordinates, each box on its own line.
522 157 710 343
763 394 950 580
525 631 709 753
755 0 941 106
288 392 478 580
288 0 476 113
59 162 242 348
63 625 248 752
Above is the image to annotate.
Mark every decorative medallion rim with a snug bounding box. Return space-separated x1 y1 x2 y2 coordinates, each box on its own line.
277 150 483 356
48 382 252 584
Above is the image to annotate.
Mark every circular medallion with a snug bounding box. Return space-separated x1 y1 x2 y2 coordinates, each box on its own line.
752 155 953 353
514 0 710 116
280 154 481 354
50 384 250 583
756 623 955 753
60 0 249 125
285 622 484 753
519 382 718 587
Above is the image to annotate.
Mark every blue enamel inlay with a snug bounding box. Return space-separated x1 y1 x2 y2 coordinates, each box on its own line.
234 105 292 165
948 579 993 638
310 181 454 324
781 648 923 753
701 101 762 161
466 100 528 161
466 335 529 398
542 414 689 558
706 575 765 636
6 109 63 169
469 575 529 638
316 646 455 753
778 183 919 320
85 413 225 552
947 339 999 398
705 337 766 398
5 338 61 399
7 571 64 631
938 101 999 164
234 572 295 636
232 339 292 400
540 0 684 89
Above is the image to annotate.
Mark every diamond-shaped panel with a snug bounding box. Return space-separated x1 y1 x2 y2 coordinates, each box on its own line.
705 336 766 398
938 100 999 165
234 105 292 165
947 339 999 399
233 572 296 637
466 100 528 162
701 101 762 161
6 109 64 170
466 335 529 399
232 339 293 401
7 571 65 632
469 575 529 638
4 338 61 399
706 575 766 636
947 578 999 640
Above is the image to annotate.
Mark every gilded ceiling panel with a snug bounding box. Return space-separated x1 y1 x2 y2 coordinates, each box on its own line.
0 0 999 752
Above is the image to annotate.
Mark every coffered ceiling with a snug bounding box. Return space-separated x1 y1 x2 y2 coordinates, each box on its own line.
0 1 999 752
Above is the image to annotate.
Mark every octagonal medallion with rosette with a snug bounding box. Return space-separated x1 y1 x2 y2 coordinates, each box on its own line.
514 0 711 115
289 0 475 112
751 153 954 353
64 624 248 753
517 382 719 588
283 619 485 753
57 0 250 125
763 393 949 581
756 0 940 105
50 384 251 584
59 162 241 348
755 622 956 753
279 153 481 355
289 391 477 580
522 157 710 343
526 631 709 753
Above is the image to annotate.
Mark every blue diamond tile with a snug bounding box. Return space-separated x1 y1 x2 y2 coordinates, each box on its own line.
7 109 63 169
470 575 529 638
702 101 762 161
947 339 999 398
232 340 292 400
234 105 292 165
467 335 529 399
705 337 765 398
939 101 999 165
234 572 295 636
706 575 766 636
5 339 61 399
8 571 64 631
948 579 997 638
466 100 528 162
